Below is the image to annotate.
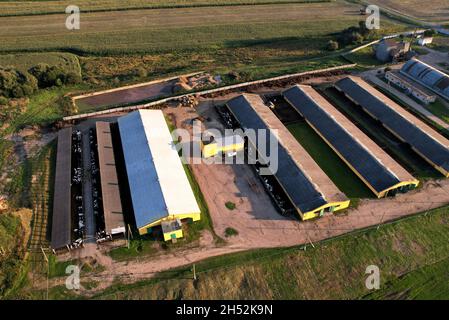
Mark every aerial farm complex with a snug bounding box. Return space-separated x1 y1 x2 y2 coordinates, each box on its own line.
50 66 449 251
3 0 449 301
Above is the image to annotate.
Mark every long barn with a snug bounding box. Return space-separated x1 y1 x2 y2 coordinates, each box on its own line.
118 110 201 241
226 94 350 220
335 76 449 177
283 85 419 198
51 127 72 250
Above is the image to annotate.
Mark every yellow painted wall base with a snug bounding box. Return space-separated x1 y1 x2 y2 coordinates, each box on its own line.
163 229 184 242
201 141 244 158
299 199 351 220
138 212 201 237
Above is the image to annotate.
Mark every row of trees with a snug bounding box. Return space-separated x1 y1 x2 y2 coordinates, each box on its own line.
0 63 81 100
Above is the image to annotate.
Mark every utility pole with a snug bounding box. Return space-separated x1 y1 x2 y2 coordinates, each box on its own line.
40 246 49 300
127 224 133 249
193 264 197 281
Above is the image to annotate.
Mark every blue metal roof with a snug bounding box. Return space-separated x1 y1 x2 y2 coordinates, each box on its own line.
118 111 168 229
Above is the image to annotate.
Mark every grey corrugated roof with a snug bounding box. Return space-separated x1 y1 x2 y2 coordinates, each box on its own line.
401 59 449 99
118 111 168 229
336 76 449 175
96 122 125 235
283 85 417 194
51 127 72 249
226 94 337 213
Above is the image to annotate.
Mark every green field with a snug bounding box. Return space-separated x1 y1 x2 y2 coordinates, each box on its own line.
344 47 386 68
0 0 331 16
288 121 373 198
43 205 449 300
425 99 449 124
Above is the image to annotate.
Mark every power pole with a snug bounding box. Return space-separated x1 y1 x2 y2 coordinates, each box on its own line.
127 224 133 249
193 264 197 281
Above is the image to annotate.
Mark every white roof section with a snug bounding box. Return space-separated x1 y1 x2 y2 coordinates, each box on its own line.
118 110 200 229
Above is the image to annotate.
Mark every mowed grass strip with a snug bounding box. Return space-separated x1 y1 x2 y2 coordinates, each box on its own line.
0 2 366 54
0 0 331 16
86 206 449 300
287 121 373 198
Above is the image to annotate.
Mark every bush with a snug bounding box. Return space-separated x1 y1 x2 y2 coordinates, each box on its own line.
29 63 80 88
0 67 38 98
225 227 239 237
59 96 78 116
0 96 8 105
424 29 435 38
326 40 339 51
225 201 236 210
133 67 148 78
64 72 81 85
336 21 374 47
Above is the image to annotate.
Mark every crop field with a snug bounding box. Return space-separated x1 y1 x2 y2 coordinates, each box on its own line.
369 0 449 23
0 0 330 16
0 2 397 54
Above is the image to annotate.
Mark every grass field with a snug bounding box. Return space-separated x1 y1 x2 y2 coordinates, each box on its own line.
368 0 449 23
425 99 449 124
67 205 449 299
287 121 373 198
344 47 386 68
0 0 330 16
430 36 449 52
0 52 81 76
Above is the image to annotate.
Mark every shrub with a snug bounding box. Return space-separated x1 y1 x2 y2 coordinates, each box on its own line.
0 96 8 105
0 67 37 98
64 72 81 85
225 227 238 237
424 29 435 38
225 201 236 210
29 63 79 88
133 67 148 78
326 40 339 51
